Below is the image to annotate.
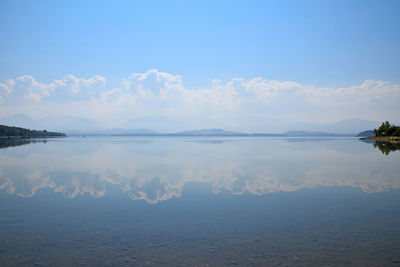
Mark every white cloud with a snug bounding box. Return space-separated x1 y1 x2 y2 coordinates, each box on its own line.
0 70 399 129
52 74 106 96
25 92 42 102
304 80 400 103
122 69 184 97
0 83 10 94
0 74 106 105
244 77 304 99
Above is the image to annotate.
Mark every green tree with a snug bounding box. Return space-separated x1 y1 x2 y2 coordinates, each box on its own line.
374 121 400 137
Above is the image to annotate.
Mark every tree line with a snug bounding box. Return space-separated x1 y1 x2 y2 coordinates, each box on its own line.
0 125 66 138
373 121 400 137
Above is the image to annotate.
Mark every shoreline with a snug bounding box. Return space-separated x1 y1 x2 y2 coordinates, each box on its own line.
360 136 400 142
0 136 66 139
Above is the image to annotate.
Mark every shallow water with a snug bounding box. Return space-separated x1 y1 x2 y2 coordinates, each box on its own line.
0 137 399 266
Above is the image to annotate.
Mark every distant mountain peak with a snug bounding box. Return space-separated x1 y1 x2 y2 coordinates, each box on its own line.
174 129 244 136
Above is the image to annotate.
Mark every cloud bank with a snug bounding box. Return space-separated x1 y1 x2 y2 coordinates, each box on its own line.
1 69 399 131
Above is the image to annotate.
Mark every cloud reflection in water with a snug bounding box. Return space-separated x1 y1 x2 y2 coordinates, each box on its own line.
0 138 399 203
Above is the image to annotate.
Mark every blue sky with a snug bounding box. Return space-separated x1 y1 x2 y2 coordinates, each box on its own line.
0 0 399 131
2 0 399 87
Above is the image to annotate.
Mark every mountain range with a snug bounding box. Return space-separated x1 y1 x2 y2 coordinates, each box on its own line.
0 114 104 132
0 113 382 136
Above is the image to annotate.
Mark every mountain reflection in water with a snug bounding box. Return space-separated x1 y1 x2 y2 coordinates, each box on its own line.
0 137 399 203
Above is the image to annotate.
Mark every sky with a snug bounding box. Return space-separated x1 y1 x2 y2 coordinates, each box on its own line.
0 0 399 131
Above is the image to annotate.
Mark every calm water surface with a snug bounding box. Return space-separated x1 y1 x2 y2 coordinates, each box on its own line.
0 137 399 266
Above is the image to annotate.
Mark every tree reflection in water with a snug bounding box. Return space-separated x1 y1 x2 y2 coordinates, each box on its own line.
373 141 400 155
0 138 46 149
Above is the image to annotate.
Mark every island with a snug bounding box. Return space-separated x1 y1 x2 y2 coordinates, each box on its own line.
0 125 66 138
360 121 400 142
359 121 400 155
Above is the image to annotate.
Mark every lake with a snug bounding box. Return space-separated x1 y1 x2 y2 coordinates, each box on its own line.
0 137 399 266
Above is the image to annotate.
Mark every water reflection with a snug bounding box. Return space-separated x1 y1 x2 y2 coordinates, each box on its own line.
0 138 47 149
374 141 400 155
0 137 399 203
360 139 400 155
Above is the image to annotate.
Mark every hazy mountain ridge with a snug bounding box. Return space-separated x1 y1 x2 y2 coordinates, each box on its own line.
0 114 43 130
0 114 104 132
121 116 190 132
66 129 355 137
356 130 374 137
283 131 353 137
67 128 161 136
0 113 381 136
170 129 242 136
